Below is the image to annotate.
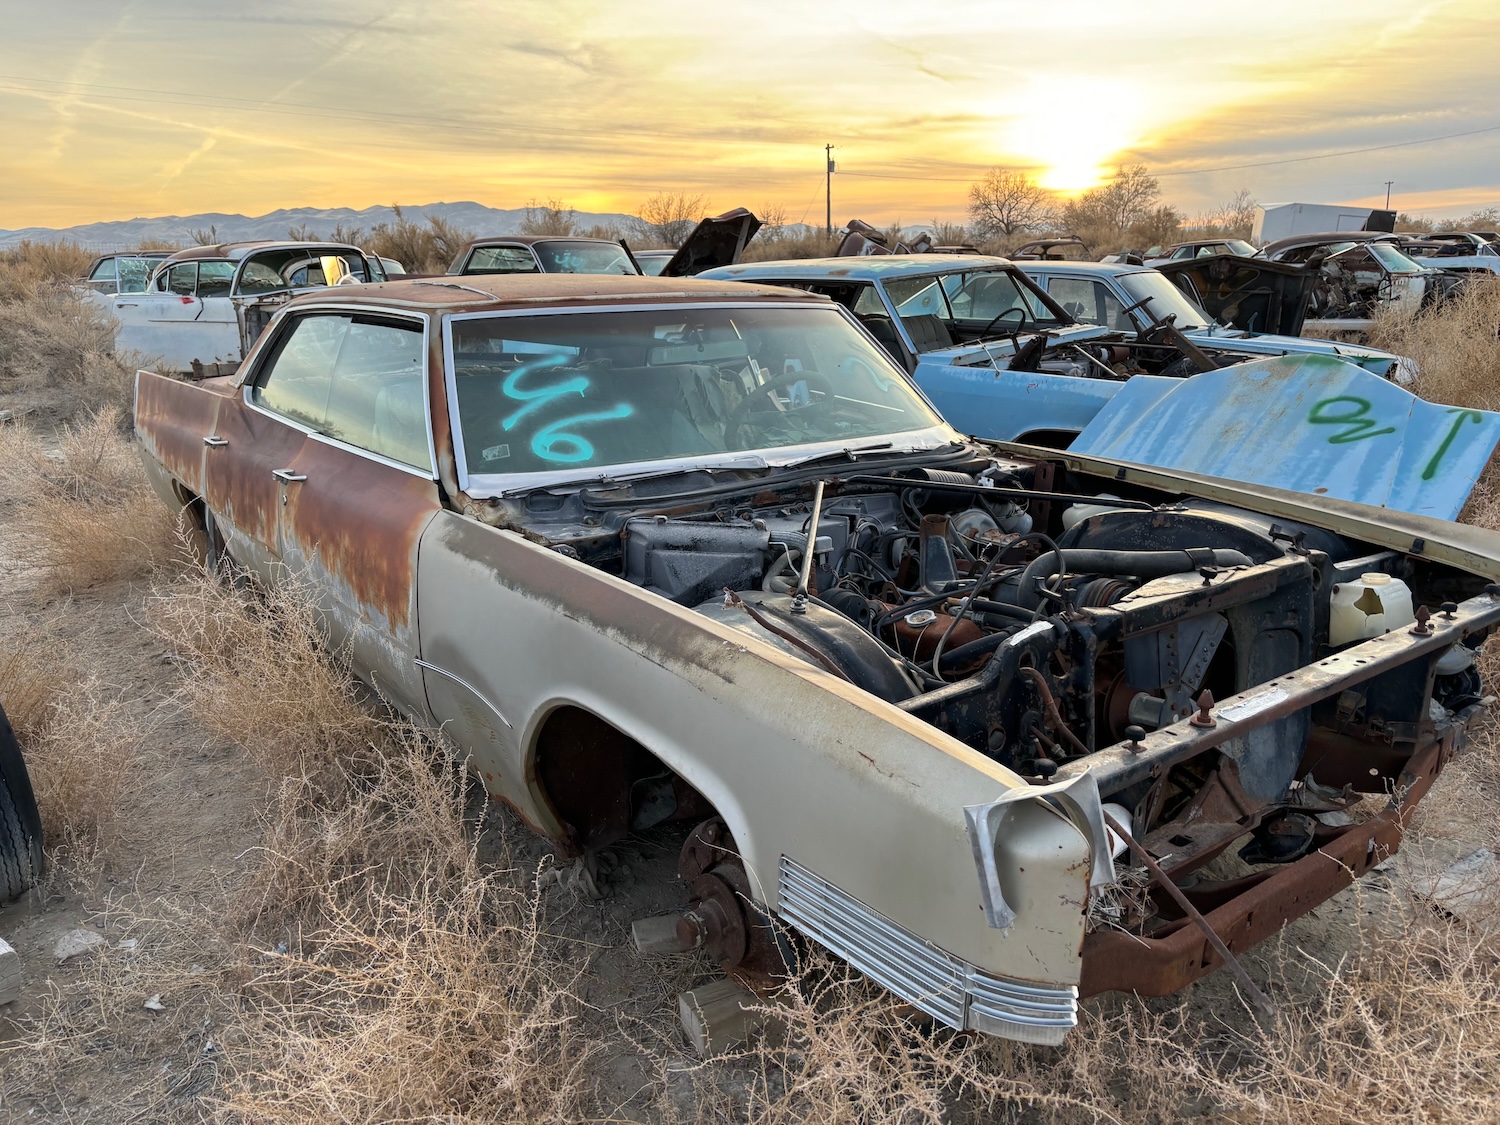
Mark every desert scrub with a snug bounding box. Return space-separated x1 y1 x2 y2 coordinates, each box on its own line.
0 408 177 594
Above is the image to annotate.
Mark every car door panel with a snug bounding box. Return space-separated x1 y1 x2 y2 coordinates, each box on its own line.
277 436 441 716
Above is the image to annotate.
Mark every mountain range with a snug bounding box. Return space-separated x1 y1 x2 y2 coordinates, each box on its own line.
0 201 655 250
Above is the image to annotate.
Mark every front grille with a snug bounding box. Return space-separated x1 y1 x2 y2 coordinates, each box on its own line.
777 855 1078 1045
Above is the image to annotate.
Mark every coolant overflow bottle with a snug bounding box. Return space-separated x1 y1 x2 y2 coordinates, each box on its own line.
1329 572 1415 647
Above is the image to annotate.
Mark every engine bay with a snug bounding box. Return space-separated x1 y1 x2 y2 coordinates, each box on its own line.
484 447 1492 911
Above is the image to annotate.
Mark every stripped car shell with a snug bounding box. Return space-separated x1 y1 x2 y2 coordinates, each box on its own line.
134 274 1500 1045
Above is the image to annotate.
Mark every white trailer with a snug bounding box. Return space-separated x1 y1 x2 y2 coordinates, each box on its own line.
1252 203 1395 244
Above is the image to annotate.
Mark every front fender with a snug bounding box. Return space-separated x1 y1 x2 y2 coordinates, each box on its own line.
413 511 1092 1001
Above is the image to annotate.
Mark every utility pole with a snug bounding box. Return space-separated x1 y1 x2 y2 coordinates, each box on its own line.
825 144 836 236
1384 180 1394 208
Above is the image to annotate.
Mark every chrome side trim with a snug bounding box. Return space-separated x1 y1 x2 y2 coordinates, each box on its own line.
777 855 1077 1045
414 657 513 729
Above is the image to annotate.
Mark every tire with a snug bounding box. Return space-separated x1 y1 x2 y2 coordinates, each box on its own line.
0 701 44 903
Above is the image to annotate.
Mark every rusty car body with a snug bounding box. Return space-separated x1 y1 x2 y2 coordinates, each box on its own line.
89 241 389 377
134 273 1500 1045
1252 233 1466 338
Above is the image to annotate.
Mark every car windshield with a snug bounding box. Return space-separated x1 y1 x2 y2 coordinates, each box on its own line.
1364 241 1426 274
882 268 1066 338
1220 239 1255 256
447 305 944 479
533 241 639 275
636 254 672 276
1118 271 1210 329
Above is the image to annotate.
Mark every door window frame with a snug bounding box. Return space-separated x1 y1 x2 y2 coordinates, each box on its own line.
240 304 438 480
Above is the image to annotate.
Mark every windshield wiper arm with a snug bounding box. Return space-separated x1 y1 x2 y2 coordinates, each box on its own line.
784 441 900 468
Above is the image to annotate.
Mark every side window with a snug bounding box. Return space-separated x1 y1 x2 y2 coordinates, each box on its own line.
88 259 114 281
322 319 430 469
237 261 287 294
1098 284 1129 332
117 259 155 293
197 261 234 298
1046 277 1099 324
166 262 198 296
254 314 349 431
255 314 430 470
464 246 540 274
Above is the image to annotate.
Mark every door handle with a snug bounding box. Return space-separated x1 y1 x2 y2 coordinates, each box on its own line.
271 469 307 483
203 435 228 447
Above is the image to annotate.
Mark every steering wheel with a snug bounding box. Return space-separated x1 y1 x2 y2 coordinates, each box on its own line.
978 305 1026 340
724 370 834 430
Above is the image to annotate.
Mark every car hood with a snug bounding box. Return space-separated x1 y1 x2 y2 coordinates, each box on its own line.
1068 353 1500 521
659 208 763 277
1158 254 1312 336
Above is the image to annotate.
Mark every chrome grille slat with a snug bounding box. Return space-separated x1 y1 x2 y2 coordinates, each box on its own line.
778 855 1077 1045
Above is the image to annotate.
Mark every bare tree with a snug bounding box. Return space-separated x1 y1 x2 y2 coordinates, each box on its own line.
187 224 218 246
328 223 365 246
757 202 789 243
968 169 1054 238
632 192 706 247
286 223 320 241
520 199 577 237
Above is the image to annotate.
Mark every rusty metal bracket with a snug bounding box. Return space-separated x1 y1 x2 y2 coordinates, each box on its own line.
1057 590 1500 798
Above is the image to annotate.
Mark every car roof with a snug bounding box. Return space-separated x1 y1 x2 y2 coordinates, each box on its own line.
1013 260 1144 277
279 273 828 314
460 235 627 249
1261 231 1399 254
704 254 1015 282
163 241 367 263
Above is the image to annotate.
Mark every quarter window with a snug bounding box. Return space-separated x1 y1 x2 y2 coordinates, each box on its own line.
255 313 429 469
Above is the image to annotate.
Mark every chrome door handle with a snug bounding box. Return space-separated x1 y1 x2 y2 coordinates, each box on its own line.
203 435 228 447
271 469 307 483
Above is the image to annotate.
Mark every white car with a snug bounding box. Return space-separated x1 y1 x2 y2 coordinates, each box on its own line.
89 241 388 376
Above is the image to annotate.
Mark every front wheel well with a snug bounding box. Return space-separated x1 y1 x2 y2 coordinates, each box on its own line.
532 705 715 851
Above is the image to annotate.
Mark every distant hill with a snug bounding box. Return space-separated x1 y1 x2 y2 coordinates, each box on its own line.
0 202 646 251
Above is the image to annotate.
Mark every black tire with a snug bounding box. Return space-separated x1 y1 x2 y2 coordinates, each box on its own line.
0 701 44 902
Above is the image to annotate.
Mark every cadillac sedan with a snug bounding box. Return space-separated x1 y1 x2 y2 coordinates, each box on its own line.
135 273 1500 1046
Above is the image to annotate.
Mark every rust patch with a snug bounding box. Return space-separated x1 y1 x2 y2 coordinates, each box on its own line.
1080 734 1447 997
280 441 441 629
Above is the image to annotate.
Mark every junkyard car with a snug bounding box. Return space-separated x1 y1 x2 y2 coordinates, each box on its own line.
135 273 1500 1045
1143 238 1255 266
700 255 1360 446
1254 233 1465 337
78 251 172 295
449 235 641 277
88 241 389 376
1396 235 1500 277
1018 260 1413 381
454 208 763 280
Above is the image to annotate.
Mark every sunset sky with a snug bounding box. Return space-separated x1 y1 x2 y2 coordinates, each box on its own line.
3 0 1499 231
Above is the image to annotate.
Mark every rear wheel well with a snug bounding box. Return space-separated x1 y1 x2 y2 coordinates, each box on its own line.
532 705 714 851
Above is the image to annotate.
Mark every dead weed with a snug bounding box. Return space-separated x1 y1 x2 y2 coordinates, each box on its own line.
0 409 177 594
147 566 383 783
1371 278 1500 413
